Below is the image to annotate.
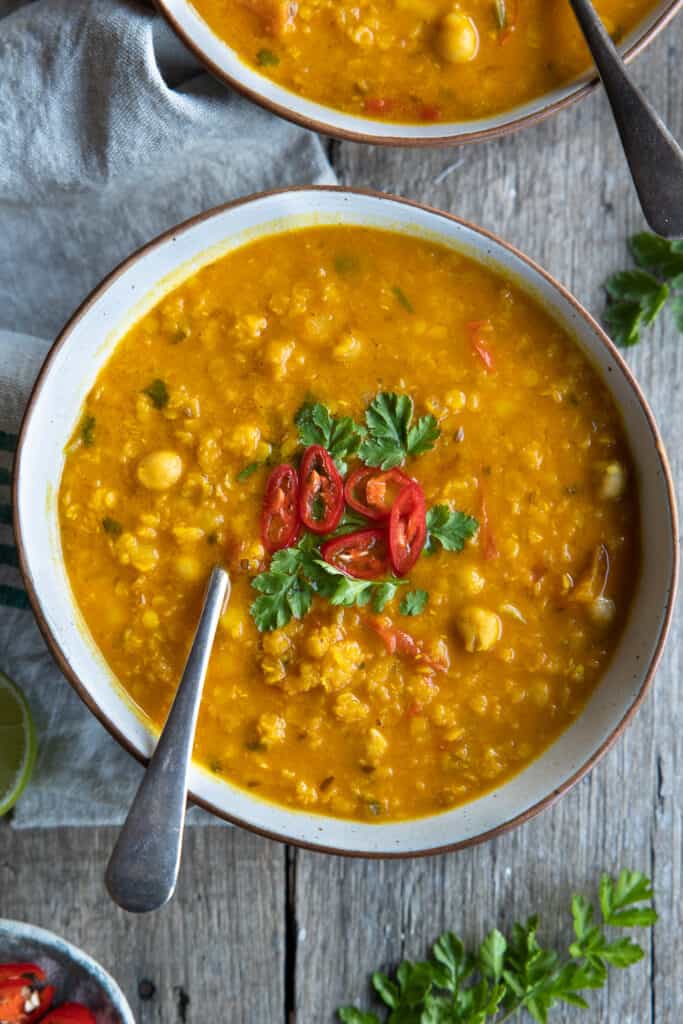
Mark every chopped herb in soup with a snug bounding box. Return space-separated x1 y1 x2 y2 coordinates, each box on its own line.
59 226 639 822
188 0 659 123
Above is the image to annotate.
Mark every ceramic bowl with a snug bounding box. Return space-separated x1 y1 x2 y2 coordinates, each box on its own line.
153 0 682 145
14 187 678 856
0 919 135 1024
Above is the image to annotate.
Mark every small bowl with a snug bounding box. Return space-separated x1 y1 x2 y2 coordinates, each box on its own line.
153 0 682 145
14 187 678 857
0 919 135 1023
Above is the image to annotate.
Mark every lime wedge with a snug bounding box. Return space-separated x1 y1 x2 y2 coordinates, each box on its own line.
0 671 37 815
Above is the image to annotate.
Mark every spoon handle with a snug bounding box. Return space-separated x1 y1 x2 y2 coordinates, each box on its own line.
569 0 683 238
105 565 230 913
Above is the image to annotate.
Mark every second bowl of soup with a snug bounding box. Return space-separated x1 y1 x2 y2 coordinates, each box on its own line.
15 189 677 855
154 0 681 142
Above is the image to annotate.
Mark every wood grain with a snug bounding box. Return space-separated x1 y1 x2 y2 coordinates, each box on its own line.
3 18 682 1024
0 825 286 1023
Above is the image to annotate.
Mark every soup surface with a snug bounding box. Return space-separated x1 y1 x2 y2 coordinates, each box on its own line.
60 225 639 823
189 0 659 123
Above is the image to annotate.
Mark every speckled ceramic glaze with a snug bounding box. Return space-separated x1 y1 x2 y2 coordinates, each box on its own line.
14 188 678 857
0 920 135 1024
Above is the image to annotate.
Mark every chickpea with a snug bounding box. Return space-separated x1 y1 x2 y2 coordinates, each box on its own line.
137 450 183 491
437 11 479 64
174 554 203 582
597 461 627 501
455 607 502 653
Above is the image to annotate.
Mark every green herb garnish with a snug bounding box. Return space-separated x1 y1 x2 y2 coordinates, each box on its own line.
425 504 478 554
338 869 657 1024
80 414 96 447
335 254 360 274
143 378 169 410
237 461 264 482
257 48 280 66
102 517 123 537
295 401 365 473
400 589 429 616
392 285 414 313
250 537 403 631
604 233 683 347
359 393 440 470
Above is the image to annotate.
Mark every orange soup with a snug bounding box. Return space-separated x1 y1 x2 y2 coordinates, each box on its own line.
59 226 639 822
189 0 659 123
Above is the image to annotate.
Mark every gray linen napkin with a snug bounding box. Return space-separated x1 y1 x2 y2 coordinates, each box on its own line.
0 0 334 826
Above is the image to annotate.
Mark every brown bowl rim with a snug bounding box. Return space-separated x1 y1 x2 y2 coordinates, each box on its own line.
13 185 679 857
151 0 682 147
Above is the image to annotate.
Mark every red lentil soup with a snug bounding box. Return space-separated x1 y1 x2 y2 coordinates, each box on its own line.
59 226 639 823
188 0 659 124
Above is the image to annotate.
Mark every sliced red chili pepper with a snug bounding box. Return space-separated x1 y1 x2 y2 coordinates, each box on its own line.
0 978 54 1023
260 464 301 554
0 966 45 985
368 616 448 673
344 466 413 521
321 529 391 581
388 482 427 576
40 1004 96 1024
467 319 495 372
299 445 344 534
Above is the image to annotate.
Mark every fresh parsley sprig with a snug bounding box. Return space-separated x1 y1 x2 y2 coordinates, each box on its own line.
295 401 366 473
425 505 479 554
604 233 683 347
338 869 657 1024
359 392 440 470
250 536 404 631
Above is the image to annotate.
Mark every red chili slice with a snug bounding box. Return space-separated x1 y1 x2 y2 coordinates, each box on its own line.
299 445 344 534
388 482 427 576
40 1004 96 1024
467 319 495 372
321 529 391 580
344 466 413 520
261 464 301 553
0 977 54 1023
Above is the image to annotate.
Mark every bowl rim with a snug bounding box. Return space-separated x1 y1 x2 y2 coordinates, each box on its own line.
0 918 136 1024
151 0 683 146
13 185 679 857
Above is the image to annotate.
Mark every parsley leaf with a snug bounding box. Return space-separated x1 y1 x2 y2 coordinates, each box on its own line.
360 392 440 469
426 505 479 554
337 869 656 1024
604 233 683 347
392 285 414 313
312 560 402 612
143 378 169 409
236 461 264 482
400 589 429 616
80 414 96 447
295 401 365 473
257 48 279 66
102 516 123 537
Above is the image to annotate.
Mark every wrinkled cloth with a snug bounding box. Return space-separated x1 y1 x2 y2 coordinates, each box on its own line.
0 0 333 826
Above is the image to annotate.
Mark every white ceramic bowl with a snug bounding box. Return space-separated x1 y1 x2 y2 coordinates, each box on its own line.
0 920 135 1024
14 188 678 856
154 0 682 145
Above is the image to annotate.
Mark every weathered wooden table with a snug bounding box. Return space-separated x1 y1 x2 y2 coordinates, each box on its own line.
2 25 682 1023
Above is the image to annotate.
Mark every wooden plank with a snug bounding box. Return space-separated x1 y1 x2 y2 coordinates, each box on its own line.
296 24 682 1023
0 824 286 1023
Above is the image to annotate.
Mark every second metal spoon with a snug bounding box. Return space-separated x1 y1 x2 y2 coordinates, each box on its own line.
568 0 683 238
105 565 231 913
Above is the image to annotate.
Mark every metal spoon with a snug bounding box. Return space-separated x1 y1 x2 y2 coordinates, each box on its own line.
105 565 231 913
568 0 683 238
